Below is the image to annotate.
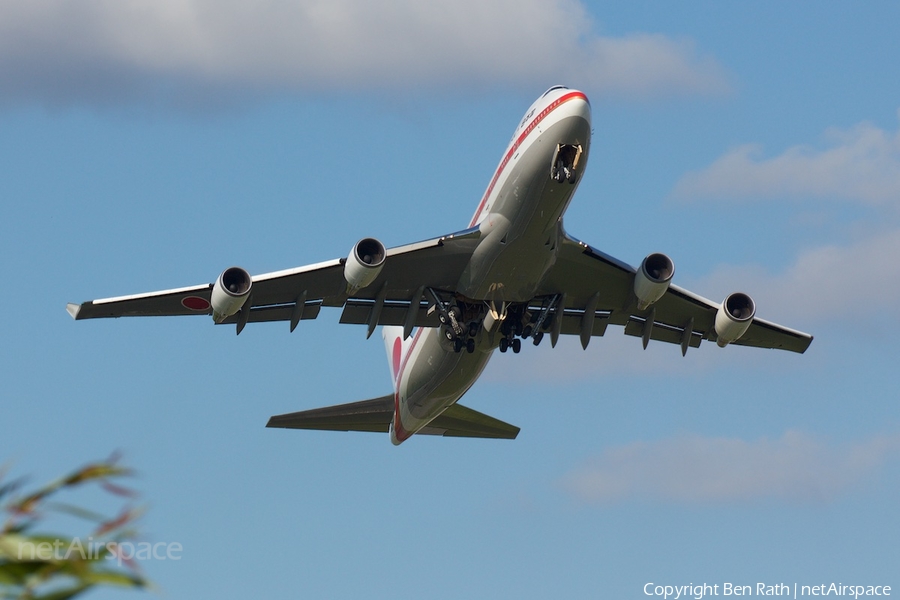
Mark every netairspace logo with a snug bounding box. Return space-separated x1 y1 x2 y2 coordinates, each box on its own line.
644 582 892 600
17 538 182 567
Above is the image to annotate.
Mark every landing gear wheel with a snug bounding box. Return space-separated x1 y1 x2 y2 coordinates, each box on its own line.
533 331 544 346
566 170 577 184
499 338 509 353
522 324 533 338
453 338 463 353
468 322 479 337
554 159 566 183
512 338 522 353
444 328 454 341
466 338 475 353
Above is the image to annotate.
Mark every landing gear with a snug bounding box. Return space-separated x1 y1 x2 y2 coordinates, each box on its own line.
499 322 523 354
533 331 544 346
449 334 478 354
429 288 464 338
439 305 463 335
430 288 479 354
550 144 582 185
553 159 577 184
553 158 568 183
499 337 520 353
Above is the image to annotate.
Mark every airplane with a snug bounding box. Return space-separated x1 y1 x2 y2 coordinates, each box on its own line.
67 85 813 445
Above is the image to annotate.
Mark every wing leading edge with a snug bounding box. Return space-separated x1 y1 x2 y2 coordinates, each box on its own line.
266 395 520 440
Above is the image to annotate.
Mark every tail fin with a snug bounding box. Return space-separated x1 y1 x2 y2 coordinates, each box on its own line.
382 326 413 388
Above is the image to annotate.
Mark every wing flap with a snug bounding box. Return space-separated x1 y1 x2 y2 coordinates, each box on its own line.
555 311 610 337
218 303 322 325
338 300 441 328
623 317 703 348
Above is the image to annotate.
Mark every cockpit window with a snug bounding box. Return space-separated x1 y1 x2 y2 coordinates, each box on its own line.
541 85 569 97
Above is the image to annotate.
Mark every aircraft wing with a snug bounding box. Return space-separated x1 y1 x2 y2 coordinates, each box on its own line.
535 235 812 354
267 395 520 439
66 227 482 333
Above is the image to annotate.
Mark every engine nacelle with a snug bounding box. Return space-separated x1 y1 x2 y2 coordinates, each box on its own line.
211 266 252 323
715 292 756 347
634 253 675 310
344 237 386 293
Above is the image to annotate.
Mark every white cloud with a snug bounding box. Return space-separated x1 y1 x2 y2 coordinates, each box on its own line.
0 0 729 108
673 114 900 204
562 430 900 504
690 228 900 325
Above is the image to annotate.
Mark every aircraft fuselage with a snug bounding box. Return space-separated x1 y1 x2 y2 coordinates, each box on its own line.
390 88 591 444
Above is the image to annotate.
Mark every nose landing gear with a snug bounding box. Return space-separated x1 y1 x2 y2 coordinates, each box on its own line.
550 144 582 184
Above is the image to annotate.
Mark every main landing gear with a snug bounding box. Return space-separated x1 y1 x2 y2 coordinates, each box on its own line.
498 335 521 354
453 337 476 354
430 288 478 354
430 290 560 356
498 295 559 354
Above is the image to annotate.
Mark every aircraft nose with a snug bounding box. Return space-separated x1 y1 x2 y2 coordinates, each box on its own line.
565 92 591 126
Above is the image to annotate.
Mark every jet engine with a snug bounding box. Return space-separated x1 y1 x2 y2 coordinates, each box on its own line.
211 267 252 323
344 237 386 293
715 292 756 347
633 253 675 310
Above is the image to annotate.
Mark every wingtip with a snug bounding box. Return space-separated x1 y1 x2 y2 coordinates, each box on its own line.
66 303 81 320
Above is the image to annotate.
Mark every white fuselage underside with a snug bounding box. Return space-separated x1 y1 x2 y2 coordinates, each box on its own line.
391 89 592 444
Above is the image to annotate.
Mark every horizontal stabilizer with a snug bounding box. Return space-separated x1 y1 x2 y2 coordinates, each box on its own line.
266 396 519 440
267 395 393 433
418 403 520 439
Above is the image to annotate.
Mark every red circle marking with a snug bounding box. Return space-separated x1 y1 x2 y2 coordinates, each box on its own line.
182 296 211 311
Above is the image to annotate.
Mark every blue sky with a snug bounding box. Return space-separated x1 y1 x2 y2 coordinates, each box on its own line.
2 1 899 598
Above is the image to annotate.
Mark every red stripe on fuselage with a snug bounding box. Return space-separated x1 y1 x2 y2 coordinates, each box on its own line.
468 91 588 228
